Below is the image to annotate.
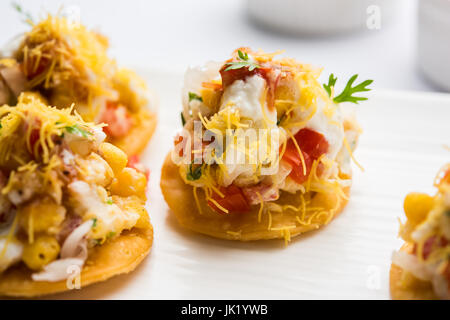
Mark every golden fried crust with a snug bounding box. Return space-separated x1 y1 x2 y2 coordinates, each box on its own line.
390 243 437 300
109 108 157 156
0 217 153 298
160 153 350 241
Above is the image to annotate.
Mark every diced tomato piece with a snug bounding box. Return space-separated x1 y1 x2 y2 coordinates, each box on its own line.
413 236 449 260
29 128 40 152
219 63 272 87
294 128 329 159
208 185 250 214
99 102 133 138
288 152 312 184
127 154 150 180
281 128 328 184
282 142 312 184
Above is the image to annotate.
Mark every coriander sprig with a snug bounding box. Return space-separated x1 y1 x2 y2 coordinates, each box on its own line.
64 125 93 138
323 74 337 97
186 162 202 181
324 74 373 104
224 50 261 72
188 92 203 102
12 2 33 24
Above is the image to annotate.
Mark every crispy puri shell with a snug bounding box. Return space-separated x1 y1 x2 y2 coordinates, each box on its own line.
160 153 350 241
109 108 157 156
390 243 437 300
0 215 153 298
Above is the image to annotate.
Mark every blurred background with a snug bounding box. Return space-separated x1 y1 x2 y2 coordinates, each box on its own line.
0 0 448 92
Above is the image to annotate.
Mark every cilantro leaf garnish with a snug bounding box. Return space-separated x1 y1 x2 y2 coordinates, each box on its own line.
189 92 203 102
106 197 113 205
12 2 33 24
323 74 337 97
324 74 373 104
181 112 186 126
186 162 202 181
64 125 92 138
224 50 261 72
92 218 97 228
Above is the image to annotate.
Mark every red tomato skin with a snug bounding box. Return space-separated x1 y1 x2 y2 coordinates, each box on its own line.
294 128 329 159
127 154 150 180
280 128 329 184
99 102 133 138
287 151 312 184
28 128 40 152
208 185 250 214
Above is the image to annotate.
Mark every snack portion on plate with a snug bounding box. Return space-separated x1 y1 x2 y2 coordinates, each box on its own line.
0 93 152 297
161 47 371 242
0 13 157 156
390 164 450 300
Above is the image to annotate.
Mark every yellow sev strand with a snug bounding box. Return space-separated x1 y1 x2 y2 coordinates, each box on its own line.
0 214 19 259
193 186 203 215
198 112 209 129
267 211 273 230
28 211 34 244
208 198 229 214
343 136 364 172
255 191 264 223
286 129 306 175
283 229 291 246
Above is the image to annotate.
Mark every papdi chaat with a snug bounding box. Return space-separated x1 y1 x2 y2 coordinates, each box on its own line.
0 12 157 156
391 164 450 300
161 48 371 243
0 93 152 297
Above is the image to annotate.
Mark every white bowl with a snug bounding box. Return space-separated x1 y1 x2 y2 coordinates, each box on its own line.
247 0 398 35
418 0 450 92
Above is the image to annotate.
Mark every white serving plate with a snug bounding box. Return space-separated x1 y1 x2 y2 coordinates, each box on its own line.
48 68 450 300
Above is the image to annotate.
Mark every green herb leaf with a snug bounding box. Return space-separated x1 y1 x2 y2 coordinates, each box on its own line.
238 50 249 61
92 218 97 228
181 112 186 126
12 2 33 24
326 74 373 104
188 92 203 102
106 197 113 205
64 125 93 138
323 73 337 97
107 231 116 239
186 162 202 181
224 50 261 72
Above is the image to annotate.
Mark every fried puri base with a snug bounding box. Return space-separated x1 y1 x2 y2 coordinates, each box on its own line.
109 108 157 156
0 213 153 298
160 153 350 241
390 243 437 300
